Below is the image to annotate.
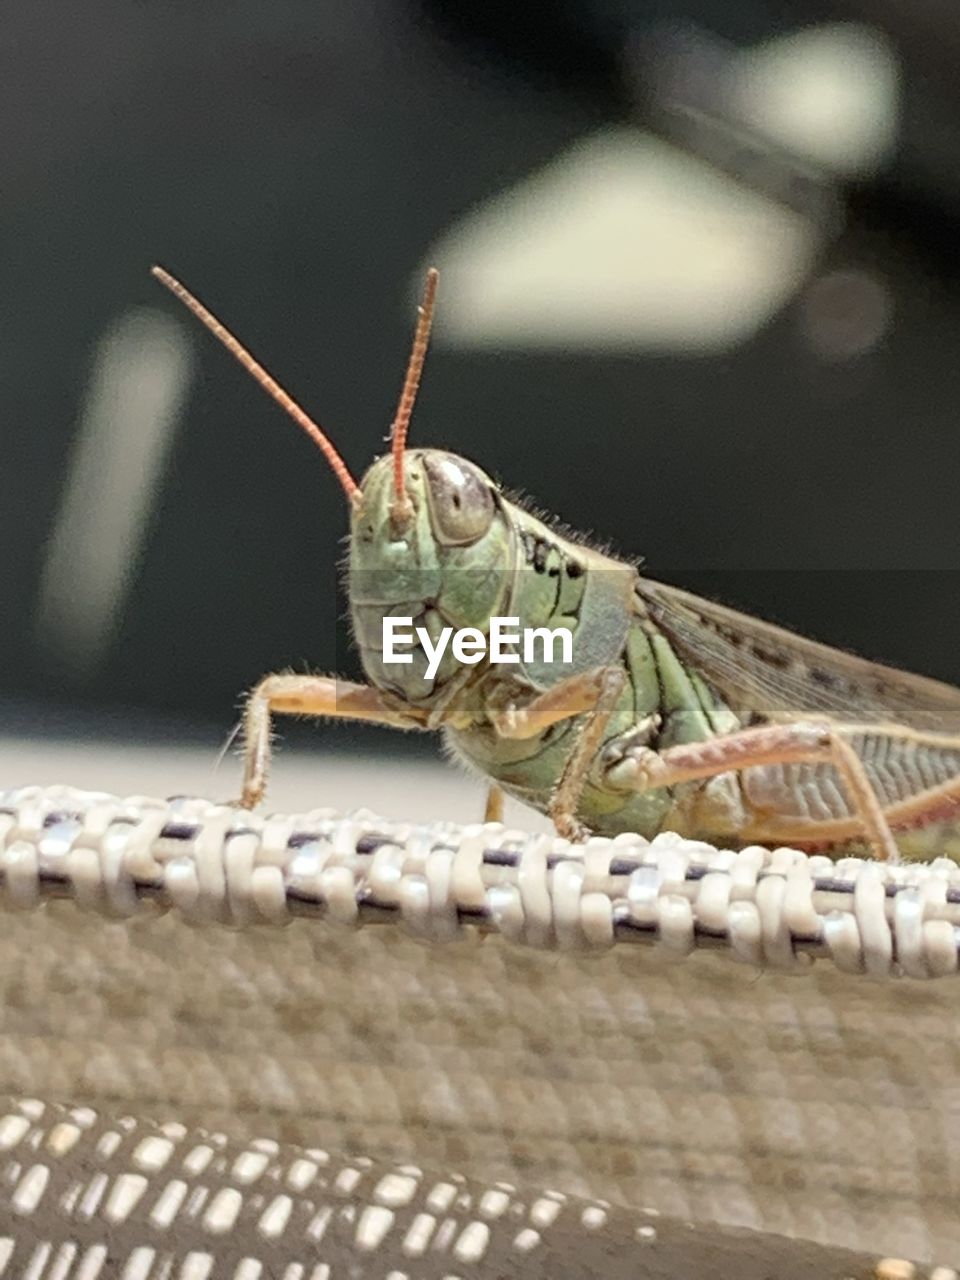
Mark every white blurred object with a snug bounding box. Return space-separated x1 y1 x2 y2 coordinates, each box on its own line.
35 308 194 676
426 24 899 355
730 23 899 178
427 127 819 354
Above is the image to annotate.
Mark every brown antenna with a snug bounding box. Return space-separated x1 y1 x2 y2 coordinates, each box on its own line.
151 265 360 503
391 267 439 522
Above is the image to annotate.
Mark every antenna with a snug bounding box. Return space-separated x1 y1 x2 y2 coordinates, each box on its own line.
151 266 360 502
391 267 439 521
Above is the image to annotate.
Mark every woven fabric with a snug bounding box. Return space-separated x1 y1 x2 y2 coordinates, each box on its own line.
0 757 955 1272
0 888 956 1264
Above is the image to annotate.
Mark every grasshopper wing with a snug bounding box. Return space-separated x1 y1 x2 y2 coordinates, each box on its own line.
637 577 960 733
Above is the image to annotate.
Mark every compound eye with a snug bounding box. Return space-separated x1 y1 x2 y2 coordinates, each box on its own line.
423 454 495 546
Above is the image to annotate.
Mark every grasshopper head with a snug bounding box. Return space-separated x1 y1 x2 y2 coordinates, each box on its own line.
348 448 512 706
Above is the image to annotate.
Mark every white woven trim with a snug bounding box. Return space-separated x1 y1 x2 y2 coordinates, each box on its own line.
3 785 960 979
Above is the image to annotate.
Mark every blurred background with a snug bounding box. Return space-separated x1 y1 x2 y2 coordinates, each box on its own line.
4 0 960 807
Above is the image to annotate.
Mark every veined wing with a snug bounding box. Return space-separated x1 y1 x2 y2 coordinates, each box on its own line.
636 576 960 734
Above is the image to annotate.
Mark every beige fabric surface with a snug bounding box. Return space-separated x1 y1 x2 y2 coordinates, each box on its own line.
0 737 957 1268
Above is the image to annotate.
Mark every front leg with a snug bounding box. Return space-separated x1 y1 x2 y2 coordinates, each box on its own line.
241 674 427 808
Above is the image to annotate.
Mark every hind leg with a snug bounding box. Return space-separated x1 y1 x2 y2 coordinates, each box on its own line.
604 719 900 862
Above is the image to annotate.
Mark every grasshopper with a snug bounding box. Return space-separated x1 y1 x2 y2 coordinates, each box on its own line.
153 265 960 864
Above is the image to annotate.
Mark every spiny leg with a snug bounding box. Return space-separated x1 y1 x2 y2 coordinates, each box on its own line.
605 719 901 862
490 666 627 841
240 673 427 809
549 667 627 841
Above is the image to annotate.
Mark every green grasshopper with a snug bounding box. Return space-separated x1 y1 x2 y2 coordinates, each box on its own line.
153 266 960 864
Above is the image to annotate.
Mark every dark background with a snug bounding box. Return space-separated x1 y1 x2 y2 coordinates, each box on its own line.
4 0 960 755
